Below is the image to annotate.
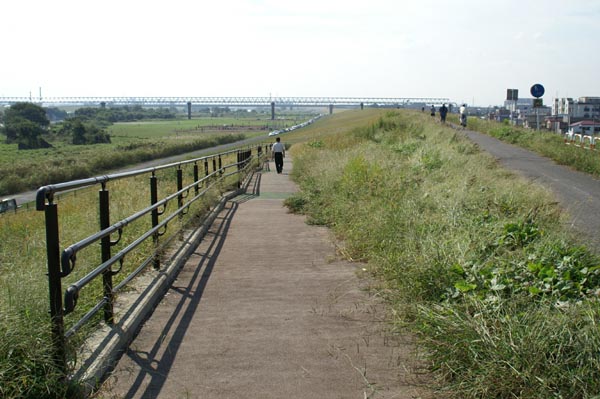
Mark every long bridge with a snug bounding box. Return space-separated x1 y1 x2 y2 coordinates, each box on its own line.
0 95 450 108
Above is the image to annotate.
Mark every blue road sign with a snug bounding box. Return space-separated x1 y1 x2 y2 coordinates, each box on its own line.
530 84 545 98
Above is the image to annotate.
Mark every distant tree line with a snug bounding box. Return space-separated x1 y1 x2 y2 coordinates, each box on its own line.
196 107 261 117
56 117 111 145
74 105 176 125
1 104 177 149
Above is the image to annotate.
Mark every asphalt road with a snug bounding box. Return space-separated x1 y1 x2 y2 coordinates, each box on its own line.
458 126 600 248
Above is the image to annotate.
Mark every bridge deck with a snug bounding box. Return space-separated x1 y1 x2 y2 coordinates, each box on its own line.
97 158 432 398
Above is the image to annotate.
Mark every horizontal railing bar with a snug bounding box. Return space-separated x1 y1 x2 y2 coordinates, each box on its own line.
37 144 260 210
60 168 226 273
65 297 107 338
113 255 155 293
63 173 230 313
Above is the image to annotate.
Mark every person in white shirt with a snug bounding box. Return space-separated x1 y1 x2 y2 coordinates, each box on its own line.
271 137 286 174
459 104 467 127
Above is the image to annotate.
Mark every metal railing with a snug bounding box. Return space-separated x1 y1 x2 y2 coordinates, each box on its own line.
564 131 597 150
36 143 269 372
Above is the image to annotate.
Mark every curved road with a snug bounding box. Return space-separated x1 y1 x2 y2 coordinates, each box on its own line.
459 126 600 248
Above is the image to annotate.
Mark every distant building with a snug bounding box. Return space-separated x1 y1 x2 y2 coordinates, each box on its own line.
504 98 533 114
576 97 600 119
503 98 550 128
552 97 600 133
545 115 569 133
569 120 600 135
552 97 600 119
490 107 511 122
522 107 552 129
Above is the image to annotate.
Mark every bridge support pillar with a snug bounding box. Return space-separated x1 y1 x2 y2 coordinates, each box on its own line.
271 102 275 120
329 104 334 115
187 102 192 120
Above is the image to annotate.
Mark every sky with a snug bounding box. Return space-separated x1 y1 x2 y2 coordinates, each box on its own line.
1 0 599 106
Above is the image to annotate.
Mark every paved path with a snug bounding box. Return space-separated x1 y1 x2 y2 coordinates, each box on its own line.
457 127 600 247
98 158 433 399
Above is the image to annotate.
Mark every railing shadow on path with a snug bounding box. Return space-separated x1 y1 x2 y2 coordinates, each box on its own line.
230 169 262 204
116 171 263 398
119 201 237 398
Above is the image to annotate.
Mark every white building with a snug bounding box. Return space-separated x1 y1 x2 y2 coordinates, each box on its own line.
504 98 533 114
552 97 600 119
552 97 573 115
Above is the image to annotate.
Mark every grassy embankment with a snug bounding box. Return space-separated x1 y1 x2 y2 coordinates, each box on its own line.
0 115 282 196
286 109 600 398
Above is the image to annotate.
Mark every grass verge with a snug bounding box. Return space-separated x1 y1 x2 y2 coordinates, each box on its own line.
286 109 600 398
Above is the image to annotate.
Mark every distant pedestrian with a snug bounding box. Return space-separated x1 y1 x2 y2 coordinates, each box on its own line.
421 106 425 112
271 137 285 174
459 104 467 127
430 105 435 117
439 104 448 123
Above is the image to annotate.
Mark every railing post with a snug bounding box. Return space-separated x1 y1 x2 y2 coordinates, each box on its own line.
204 159 209 186
177 167 184 236
150 173 160 269
212 157 217 177
218 155 223 175
99 183 114 325
193 162 199 195
44 201 67 373
177 167 184 210
237 150 242 188
204 159 210 211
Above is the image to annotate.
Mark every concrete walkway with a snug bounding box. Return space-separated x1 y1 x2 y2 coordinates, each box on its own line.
97 158 433 399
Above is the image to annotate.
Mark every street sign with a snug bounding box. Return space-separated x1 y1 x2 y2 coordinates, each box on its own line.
530 84 545 98
506 89 519 101
533 98 543 108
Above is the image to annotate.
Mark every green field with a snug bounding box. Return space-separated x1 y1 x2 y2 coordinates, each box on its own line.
0 113 315 196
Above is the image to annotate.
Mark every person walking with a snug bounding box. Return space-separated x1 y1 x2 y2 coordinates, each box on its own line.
439 103 448 123
271 136 285 174
459 104 467 128
430 105 435 117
